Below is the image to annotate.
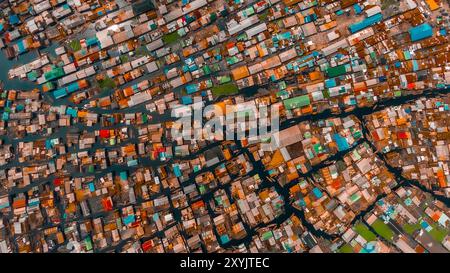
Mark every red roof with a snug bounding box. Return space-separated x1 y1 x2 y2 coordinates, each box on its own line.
99 129 110 138
371 131 380 141
102 198 113 211
142 240 153 251
397 132 408 139
54 178 62 186
331 179 342 190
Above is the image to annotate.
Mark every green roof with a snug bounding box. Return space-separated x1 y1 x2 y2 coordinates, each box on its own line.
283 95 311 110
44 67 64 81
219 75 231 84
326 64 347 77
262 231 273 240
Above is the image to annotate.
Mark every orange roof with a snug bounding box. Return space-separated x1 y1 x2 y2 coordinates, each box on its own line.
290 184 301 194
431 211 441 222
283 0 301 6
353 81 367 93
118 99 129 108
231 66 250 81
437 169 447 188
259 190 269 201
223 149 232 160
257 44 266 57
13 199 26 209
415 245 426 253
226 42 235 49
123 144 136 153
77 110 88 118
322 21 337 30
303 195 311 206
287 171 299 182
309 71 322 81
301 104 313 114
215 101 227 114
79 79 89 89
331 179 342 190
123 86 134 97
268 149 285 168
99 99 111 107
182 48 194 57
192 200 205 209
425 0 439 10
396 117 407 126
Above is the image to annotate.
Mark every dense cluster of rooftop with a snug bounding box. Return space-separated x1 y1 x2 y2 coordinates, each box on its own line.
0 0 449 253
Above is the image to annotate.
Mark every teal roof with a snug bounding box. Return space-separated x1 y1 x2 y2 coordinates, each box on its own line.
409 23 433 42
349 13 383 33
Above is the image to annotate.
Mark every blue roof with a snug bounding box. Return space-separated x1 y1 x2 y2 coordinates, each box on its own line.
409 23 433 42
45 139 53 149
333 133 350 151
312 187 323 199
185 84 198 94
348 13 383 33
123 215 135 225
53 88 68 99
67 82 80 93
120 171 128 180
325 78 337 88
353 4 362 14
16 40 26 54
66 107 78 118
127 159 138 167
9 14 20 25
181 95 193 105
220 234 230 244
0 201 10 209
278 31 291 40
174 165 182 177
86 37 99 46
420 221 430 229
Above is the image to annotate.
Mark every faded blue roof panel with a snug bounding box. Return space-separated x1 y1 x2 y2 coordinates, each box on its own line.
349 13 383 33
409 23 433 42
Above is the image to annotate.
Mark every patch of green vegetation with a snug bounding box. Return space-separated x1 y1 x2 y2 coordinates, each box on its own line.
97 76 116 91
354 223 377 242
211 83 239 97
135 46 150 57
338 244 354 253
258 11 269 21
162 31 181 44
371 219 395 241
402 222 421 235
120 55 129 63
428 224 448 243
69 40 82 51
